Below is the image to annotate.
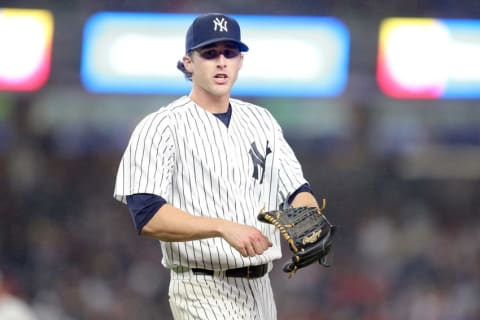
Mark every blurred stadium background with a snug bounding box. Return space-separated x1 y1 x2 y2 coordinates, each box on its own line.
1 1 479 319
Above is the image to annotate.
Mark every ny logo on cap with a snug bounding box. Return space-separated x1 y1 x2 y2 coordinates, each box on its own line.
213 17 228 32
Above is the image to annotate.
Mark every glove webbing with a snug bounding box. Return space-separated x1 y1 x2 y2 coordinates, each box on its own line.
261 199 327 254
260 211 298 252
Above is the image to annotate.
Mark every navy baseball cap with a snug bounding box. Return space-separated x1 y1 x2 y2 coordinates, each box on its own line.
185 13 249 53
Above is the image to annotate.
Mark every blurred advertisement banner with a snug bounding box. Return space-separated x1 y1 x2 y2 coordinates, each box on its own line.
81 13 350 97
0 8 53 91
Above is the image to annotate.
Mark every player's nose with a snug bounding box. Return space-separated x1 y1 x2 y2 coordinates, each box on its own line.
216 55 227 67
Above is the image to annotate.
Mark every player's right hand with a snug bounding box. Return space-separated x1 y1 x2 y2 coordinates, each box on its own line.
219 221 272 257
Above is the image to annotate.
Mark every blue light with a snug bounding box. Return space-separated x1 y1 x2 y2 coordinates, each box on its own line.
81 13 350 97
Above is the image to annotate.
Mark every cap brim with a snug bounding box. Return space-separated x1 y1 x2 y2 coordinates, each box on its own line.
189 38 249 52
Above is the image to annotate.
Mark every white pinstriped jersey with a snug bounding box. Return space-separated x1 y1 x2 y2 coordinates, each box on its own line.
114 95 308 271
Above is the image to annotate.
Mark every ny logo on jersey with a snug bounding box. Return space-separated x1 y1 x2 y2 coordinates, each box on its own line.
249 141 272 184
213 17 228 32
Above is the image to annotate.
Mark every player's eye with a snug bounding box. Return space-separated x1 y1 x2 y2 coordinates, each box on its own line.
199 49 218 59
222 48 240 58
198 48 240 60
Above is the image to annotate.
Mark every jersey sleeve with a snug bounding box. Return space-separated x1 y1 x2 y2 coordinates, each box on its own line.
113 111 175 204
272 115 309 205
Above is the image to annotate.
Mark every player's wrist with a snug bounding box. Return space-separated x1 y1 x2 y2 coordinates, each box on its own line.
214 218 230 238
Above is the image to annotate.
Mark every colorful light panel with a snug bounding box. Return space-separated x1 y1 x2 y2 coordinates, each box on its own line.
81 13 350 97
0 8 54 91
377 18 480 99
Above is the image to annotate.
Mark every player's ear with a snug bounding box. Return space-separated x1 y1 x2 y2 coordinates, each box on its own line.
183 54 193 73
239 54 244 69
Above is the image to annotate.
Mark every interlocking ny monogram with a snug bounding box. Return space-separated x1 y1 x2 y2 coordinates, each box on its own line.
213 17 228 32
249 141 272 184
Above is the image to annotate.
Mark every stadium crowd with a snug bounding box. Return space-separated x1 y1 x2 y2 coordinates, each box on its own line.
0 94 479 320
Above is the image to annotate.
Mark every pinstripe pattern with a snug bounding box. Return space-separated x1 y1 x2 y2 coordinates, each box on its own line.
169 269 277 320
114 96 307 319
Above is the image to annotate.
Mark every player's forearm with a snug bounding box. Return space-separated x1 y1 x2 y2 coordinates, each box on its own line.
140 204 272 257
290 191 319 208
140 203 223 241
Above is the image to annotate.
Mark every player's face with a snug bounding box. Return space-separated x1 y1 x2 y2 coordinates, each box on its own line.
185 42 243 99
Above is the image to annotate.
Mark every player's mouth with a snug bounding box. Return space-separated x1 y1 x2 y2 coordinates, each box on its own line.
214 73 228 83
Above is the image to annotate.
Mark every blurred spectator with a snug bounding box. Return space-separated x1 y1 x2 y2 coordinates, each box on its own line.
0 271 39 320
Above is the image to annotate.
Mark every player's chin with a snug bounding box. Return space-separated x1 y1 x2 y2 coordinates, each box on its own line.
209 85 232 97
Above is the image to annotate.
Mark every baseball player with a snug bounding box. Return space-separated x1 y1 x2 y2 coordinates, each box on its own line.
114 13 321 320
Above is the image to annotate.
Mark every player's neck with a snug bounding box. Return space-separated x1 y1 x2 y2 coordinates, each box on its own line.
188 91 230 113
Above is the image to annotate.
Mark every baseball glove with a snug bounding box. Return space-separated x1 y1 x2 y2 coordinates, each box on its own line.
258 199 336 277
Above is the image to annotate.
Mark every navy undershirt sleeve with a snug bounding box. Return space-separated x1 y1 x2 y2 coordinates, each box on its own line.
287 183 314 206
126 194 166 234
